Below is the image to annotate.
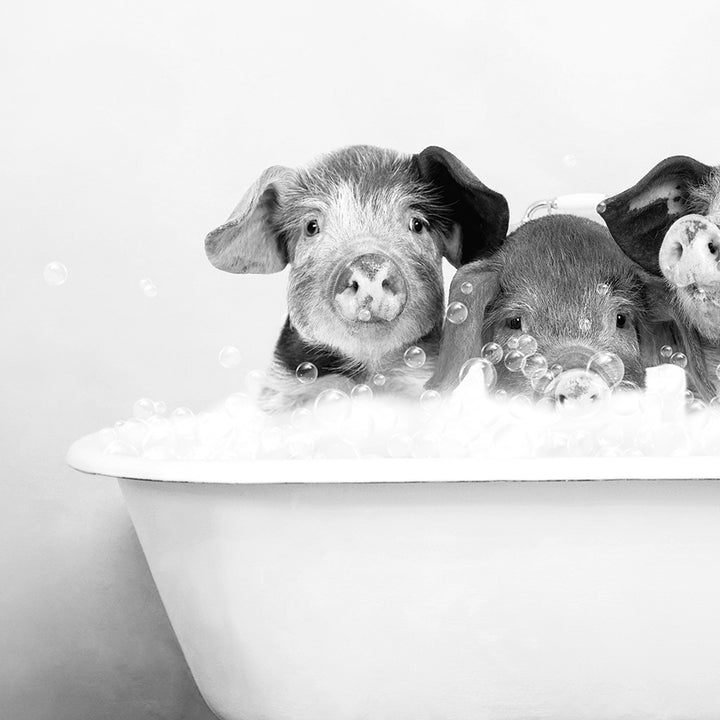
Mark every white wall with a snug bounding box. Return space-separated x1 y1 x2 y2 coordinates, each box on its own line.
2 0 719 717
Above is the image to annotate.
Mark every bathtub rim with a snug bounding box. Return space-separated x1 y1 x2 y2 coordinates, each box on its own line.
66 431 720 484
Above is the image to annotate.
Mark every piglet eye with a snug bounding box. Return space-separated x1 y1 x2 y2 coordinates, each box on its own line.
506 316 522 330
616 313 627 328
305 219 320 236
409 217 425 234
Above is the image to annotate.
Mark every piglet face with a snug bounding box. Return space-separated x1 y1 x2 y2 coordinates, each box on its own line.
283 164 446 363
428 215 675 404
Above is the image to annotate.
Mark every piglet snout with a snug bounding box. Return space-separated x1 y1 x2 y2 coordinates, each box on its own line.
660 215 720 289
333 253 408 323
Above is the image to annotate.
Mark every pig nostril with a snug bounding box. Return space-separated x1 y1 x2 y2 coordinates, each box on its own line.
709 242 718 256
558 394 567 404
350 280 359 292
382 279 390 290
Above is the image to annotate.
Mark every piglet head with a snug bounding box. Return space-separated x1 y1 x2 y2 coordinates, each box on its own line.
428 215 680 406
601 156 720 341
204 145 509 365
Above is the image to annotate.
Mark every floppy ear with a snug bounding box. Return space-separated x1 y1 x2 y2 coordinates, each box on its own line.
204 165 296 274
426 260 500 392
599 156 714 275
414 146 509 268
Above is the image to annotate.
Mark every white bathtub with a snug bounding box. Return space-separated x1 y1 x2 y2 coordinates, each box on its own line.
68 432 720 720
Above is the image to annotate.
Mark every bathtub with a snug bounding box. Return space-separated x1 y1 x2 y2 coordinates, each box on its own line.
68 432 720 720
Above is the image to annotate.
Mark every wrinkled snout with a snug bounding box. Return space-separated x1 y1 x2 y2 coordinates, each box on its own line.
333 253 408 323
659 215 720 289
545 347 611 414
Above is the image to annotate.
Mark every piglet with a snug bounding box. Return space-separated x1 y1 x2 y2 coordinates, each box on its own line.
428 214 681 405
204 145 509 410
600 156 719 397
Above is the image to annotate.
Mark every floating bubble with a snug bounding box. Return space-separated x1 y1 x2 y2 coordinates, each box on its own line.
358 308 372 322
244 369 266 396
480 342 503 364
296 362 318 384
550 363 563 377
521 353 548 380
670 352 688 369
579 317 591 333
596 282 611 296
610 380 640 415
508 394 532 419
372 373 386 387
563 154 577 167
350 384 374 402
660 345 673 359
446 301 468 324
43 261 68 286
420 389 443 410
517 334 538 356
154 400 167 416
554 369 609 417
495 389 508 401
460 281 474 295
459 358 497 391
133 398 156 420
403 346 426 369
314 389 351 425
504 350 525 372
531 370 555 394
587 351 625 386
507 336 520 350
596 201 607 214
219 346 242 369
139 277 158 298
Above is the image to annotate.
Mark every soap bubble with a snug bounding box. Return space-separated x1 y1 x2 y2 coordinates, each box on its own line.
403 346 426 369
314 389 351 425
711 396 720 411
508 394 532 419
563 153 577 167
504 350 525 372
219 346 242 369
531 370 555 394
446 301 468 324
387 433 413 458
291 406 313 430
495 389 508 401
460 281 474 294
596 283 611 296
372 373 386 387
507 336 519 350
660 345 673 359
358 308 372 322
153 400 167 416
350 384 374 402
139 277 158 298
521 353 548 379
587 351 625 386
480 342 503 364
133 398 156 420
171 406 195 435
419 389 443 410
610 380 640 415
459 358 497 391
550 363 563 377
579 317 591 333
670 352 688 369
295 362 318 384
517 334 538 356
554 369 609 417
244 369 266 396
43 261 68 286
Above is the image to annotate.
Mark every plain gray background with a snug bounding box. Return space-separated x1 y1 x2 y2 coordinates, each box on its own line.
2 0 720 718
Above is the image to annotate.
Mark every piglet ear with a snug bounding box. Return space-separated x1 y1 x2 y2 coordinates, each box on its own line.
415 146 509 267
204 165 296 274
426 261 499 392
600 156 714 275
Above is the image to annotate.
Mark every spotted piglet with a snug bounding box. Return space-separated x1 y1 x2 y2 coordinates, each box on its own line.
600 157 720 398
204 146 508 410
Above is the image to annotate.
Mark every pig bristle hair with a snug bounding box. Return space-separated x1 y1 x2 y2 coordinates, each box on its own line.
688 167 720 217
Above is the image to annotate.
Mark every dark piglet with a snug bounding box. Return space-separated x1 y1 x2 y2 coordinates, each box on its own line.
428 214 680 404
601 156 720 398
204 145 508 410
